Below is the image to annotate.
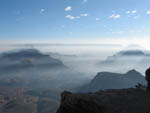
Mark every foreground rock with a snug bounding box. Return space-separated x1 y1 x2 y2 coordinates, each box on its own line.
56 88 150 113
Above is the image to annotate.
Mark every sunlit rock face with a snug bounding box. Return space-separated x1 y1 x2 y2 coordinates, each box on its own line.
56 88 150 113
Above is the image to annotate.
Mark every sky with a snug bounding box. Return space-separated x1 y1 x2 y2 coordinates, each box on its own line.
1 0 150 47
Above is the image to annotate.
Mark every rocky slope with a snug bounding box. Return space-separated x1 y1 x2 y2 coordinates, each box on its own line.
56 88 150 113
78 69 146 92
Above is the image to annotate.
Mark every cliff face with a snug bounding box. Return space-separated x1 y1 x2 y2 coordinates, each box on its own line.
56 88 150 113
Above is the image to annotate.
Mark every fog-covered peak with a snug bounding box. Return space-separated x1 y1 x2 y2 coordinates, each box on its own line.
0 48 66 71
125 44 145 51
1 49 46 60
117 50 145 56
3 48 40 55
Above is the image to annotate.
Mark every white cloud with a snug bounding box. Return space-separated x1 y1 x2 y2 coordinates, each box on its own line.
83 0 87 3
132 10 137 14
40 9 45 14
126 11 130 14
146 10 150 15
109 14 120 19
126 10 137 14
80 13 88 17
66 15 80 20
66 15 75 20
96 18 100 21
65 13 88 20
65 6 72 11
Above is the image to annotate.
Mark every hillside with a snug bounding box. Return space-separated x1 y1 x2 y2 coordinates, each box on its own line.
78 69 146 92
56 88 150 113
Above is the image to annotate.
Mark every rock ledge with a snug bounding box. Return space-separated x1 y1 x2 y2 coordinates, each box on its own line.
56 88 150 113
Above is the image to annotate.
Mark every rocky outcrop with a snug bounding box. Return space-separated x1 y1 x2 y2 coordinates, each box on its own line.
56 88 150 113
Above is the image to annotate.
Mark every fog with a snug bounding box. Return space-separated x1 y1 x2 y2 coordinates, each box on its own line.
0 43 149 113
0 44 148 78
34 44 148 75
15 44 124 78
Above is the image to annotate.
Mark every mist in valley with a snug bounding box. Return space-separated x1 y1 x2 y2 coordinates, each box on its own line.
0 43 149 113
22 44 150 74
31 44 123 77
0 44 148 79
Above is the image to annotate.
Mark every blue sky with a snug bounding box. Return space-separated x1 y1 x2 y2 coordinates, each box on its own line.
1 0 150 43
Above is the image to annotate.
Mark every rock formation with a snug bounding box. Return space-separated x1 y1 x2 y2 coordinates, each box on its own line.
56 88 150 113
